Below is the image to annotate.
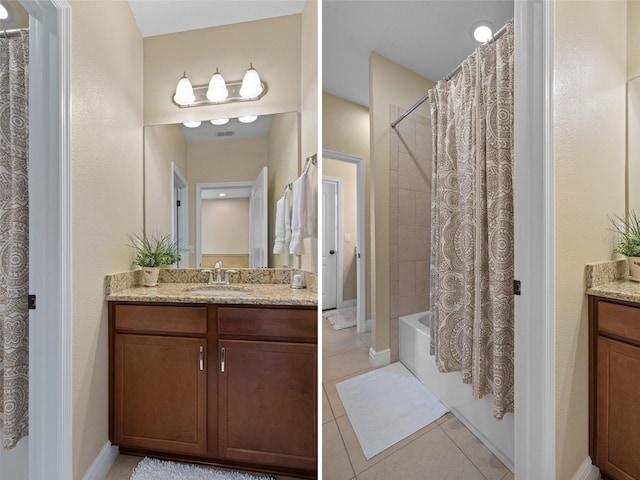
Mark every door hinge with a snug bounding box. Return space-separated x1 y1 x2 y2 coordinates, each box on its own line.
513 280 521 296
28 294 36 310
176 200 181 207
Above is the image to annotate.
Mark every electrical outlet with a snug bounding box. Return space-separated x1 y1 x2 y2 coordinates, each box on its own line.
345 233 351 242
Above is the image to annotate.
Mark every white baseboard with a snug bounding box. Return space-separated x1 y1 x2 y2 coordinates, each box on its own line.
369 347 391 368
342 299 357 308
82 441 119 480
572 457 599 480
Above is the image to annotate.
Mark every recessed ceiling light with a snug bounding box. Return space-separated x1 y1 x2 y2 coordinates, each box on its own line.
211 118 229 126
0 3 9 20
183 121 201 128
472 22 494 43
238 115 258 124
218 193 226 197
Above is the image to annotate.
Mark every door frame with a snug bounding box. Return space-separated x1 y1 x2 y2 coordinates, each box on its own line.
322 150 367 332
322 176 343 310
172 162 189 268
24 0 73 478
195 180 253 268
513 1 555 478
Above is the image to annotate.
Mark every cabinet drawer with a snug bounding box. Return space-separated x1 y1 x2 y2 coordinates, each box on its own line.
218 307 317 341
114 304 207 335
598 301 640 344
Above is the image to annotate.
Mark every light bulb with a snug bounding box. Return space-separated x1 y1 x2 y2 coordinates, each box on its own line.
473 25 493 43
211 118 229 126
239 64 263 98
0 4 9 20
183 121 201 128
206 68 228 102
238 115 258 124
173 73 195 105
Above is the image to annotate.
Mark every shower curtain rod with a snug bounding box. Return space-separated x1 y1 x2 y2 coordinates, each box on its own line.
0 28 28 38
390 21 509 130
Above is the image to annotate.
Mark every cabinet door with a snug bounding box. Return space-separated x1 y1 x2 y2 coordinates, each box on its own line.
113 334 207 454
218 339 317 470
597 336 640 480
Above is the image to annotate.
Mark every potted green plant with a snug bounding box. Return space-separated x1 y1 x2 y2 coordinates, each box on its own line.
128 232 181 286
610 211 640 281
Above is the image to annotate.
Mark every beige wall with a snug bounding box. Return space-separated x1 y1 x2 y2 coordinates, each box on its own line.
322 92 371 318
144 124 187 235
299 0 318 273
324 159 358 302
70 1 144 478
143 15 301 126
628 0 640 80
554 2 627 478
202 198 250 253
3 1 28 28
267 112 299 268
186 137 267 267
369 52 434 354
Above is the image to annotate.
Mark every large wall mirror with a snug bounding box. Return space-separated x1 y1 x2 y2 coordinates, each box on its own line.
629 75 640 216
144 111 300 269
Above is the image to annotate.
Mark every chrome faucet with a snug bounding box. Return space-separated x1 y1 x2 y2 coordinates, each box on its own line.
214 261 223 284
201 269 214 285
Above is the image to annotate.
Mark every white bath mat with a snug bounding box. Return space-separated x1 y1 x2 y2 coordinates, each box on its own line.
323 306 356 330
130 457 274 480
336 362 448 459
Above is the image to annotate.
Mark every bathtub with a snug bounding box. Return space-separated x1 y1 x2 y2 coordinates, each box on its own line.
399 311 514 471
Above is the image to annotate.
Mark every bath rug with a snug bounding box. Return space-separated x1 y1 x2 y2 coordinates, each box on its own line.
129 457 275 480
336 362 448 459
323 305 357 330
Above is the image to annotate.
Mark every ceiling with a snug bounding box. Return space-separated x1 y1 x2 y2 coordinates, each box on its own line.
128 0 306 37
323 0 514 107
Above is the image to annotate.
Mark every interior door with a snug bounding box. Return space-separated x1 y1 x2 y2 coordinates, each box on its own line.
249 166 268 268
322 179 338 310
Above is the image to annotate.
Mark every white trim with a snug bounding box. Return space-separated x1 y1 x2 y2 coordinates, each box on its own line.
322 149 367 333
513 1 555 479
195 180 253 268
368 347 390 369
81 442 119 480
571 457 599 480
171 163 189 267
23 0 73 479
322 176 344 309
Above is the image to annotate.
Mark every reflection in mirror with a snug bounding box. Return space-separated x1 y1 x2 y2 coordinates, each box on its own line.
629 76 640 217
144 112 300 269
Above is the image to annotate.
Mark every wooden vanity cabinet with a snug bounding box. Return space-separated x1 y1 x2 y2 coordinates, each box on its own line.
589 296 640 480
109 303 209 455
108 301 317 479
217 306 317 471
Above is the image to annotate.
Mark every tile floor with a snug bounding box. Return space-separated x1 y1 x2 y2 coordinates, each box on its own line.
322 316 514 480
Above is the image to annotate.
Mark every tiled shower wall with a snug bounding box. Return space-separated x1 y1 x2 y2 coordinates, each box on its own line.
389 105 432 361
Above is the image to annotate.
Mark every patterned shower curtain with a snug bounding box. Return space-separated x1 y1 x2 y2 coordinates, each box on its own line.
0 30 29 449
428 21 514 419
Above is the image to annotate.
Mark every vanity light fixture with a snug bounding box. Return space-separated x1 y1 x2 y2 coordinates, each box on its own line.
218 193 226 197
206 68 228 102
183 120 202 128
211 118 229 126
0 3 9 20
238 115 258 124
239 64 263 99
172 64 267 108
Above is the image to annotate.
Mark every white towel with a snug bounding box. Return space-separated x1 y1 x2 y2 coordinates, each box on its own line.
273 196 291 254
289 172 314 255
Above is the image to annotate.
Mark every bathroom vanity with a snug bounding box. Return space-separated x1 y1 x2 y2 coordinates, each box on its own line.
587 261 640 480
106 273 317 479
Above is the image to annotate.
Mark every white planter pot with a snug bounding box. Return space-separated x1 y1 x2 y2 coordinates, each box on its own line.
628 257 640 282
142 267 160 287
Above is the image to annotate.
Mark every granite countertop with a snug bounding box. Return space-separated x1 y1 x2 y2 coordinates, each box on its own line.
585 259 640 303
107 282 317 307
